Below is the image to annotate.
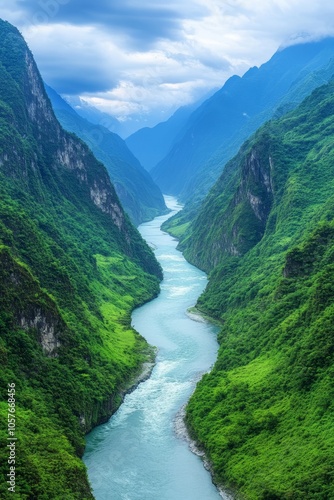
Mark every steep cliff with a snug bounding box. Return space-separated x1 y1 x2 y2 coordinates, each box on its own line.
46 84 167 226
0 20 161 499
184 80 334 498
182 132 275 270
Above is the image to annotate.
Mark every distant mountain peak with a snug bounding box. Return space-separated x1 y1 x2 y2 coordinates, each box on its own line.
63 94 121 134
279 31 334 49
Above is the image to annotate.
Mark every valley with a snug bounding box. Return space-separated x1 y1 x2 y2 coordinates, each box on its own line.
0 13 334 500
84 197 226 500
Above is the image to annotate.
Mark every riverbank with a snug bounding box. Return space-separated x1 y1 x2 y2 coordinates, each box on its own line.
174 405 234 500
120 347 157 398
187 305 223 326
84 346 157 432
177 302 234 500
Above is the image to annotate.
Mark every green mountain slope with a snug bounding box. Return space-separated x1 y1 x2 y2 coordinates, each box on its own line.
152 37 334 203
0 20 161 499
45 84 167 226
183 80 334 498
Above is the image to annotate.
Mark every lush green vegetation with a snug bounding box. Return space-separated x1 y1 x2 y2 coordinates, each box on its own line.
0 20 161 499
184 80 334 498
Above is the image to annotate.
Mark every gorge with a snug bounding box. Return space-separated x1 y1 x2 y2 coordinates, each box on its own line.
84 197 228 500
1 14 334 500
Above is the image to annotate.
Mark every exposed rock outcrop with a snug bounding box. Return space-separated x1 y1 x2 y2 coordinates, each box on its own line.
182 137 275 271
19 309 61 356
0 248 64 357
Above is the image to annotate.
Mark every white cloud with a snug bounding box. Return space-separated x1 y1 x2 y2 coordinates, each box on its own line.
1 0 334 131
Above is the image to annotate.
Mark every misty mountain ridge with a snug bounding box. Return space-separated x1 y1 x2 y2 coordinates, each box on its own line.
151 36 334 203
125 88 218 171
63 93 198 139
63 94 122 135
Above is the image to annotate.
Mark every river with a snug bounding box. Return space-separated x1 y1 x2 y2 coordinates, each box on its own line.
83 196 225 500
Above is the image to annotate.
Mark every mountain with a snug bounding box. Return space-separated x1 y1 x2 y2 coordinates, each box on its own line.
63 95 160 139
63 94 122 135
0 20 162 499
125 104 195 171
151 37 334 202
182 79 334 499
125 91 216 171
45 84 167 226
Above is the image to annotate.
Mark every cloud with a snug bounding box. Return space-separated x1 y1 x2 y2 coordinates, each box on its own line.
76 47 222 121
25 24 121 93
2 0 334 132
15 0 208 49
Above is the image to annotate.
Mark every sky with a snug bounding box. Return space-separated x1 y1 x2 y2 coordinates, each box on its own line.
1 0 334 134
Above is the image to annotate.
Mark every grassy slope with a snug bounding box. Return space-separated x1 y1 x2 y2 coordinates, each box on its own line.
184 82 334 499
0 21 161 499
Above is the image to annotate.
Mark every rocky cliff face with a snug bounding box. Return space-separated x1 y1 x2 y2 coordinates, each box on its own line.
19 310 61 356
24 50 55 128
227 145 274 254
1 248 63 357
8 40 127 233
46 84 167 227
236 149 274 221
182 133 275 271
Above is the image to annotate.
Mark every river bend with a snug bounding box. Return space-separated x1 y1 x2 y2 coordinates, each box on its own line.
84 196 223 500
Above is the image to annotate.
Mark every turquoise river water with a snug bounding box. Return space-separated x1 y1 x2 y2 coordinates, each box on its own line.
84 196 227 500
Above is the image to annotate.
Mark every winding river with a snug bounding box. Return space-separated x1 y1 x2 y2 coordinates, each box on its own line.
84 196 224 500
